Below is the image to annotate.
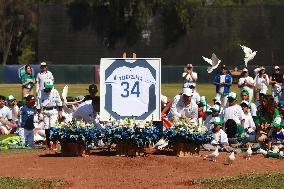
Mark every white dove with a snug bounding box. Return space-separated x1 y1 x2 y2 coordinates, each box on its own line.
226 152 235 165
259 148 268 156
272 145 279 153
279 151 284 159
202 53 221 73
61 85 85 105
204 147 219 162
154 139 168 150
240 45 257 67
246 145 253 160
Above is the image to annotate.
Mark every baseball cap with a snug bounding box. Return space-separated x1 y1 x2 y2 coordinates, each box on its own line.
221 64 227 69
88 84 98 93
278 101 284 107
241 89 249 96
259 90 267 96
242 68 248 72
227 92 237 100
187 64 193 68
275 66 280 70
44 79 54 89
260 66 265 70
40 62 47 66
7 95 15 102
211 104 220 113
240 100 249 107
182 88 193 96
26 95 36 102
212 117 223 125
272 117 282 127
189 83 196 88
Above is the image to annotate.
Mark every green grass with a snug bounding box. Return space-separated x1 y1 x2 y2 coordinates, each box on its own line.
191 172 284 189
0 83 247 103
0 177 65 189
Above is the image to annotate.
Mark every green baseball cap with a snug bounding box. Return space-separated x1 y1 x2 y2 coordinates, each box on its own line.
241 89 249 96
212 117 223 125
227 92 237 100
44 79 54 89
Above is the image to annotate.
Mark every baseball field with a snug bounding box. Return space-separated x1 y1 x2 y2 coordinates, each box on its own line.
1 83 283 189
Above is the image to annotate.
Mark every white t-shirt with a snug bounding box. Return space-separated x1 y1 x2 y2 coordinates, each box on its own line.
254 74 269 91
241 112 255 131
219 75 226 94
36 88 62 109
0 106 12 127
250 103 257 117
211 129 229 145
182 71 198 88
8 105 19 122
73 100 93 122
105 66 156 117
169 96 198 121
36 71 54 93
192 91 201 104
238 76 254 92
222 104 243 124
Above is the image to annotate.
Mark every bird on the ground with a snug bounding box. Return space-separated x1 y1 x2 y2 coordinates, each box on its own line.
272 145 280 153
204 147 219 162
259 148 268 156
202 53 221 73
226 152 235 165
246 145 253 160
240 45 257 67
154 139 168 150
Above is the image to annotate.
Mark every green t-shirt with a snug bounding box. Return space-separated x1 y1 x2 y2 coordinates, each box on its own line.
21 73 35 89
256 108 280 125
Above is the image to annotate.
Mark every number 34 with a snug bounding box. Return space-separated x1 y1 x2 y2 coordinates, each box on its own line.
121 81 140 97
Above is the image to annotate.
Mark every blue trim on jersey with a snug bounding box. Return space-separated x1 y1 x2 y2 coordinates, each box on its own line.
104 59 157 119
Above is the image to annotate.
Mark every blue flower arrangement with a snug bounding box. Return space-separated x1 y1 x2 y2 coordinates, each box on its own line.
52 119 162 148
51 121 104 147
164 118 213 144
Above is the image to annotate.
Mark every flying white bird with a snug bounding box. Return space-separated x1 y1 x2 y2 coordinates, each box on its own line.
202 53 221 73
204 147 219 162
226 152 235 165
246 145 253 160
62 85 85 105
240 45 257 67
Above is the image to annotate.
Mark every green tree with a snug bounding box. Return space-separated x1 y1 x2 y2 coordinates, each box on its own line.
0 0 37 65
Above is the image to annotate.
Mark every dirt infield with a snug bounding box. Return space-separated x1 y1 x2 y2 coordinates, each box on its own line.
0 151 284 189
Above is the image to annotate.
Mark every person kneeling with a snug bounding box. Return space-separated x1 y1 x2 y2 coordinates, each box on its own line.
204 117 233 152
267 116 284 151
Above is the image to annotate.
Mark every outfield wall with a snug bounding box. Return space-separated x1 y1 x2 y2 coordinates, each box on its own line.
0 65 276 84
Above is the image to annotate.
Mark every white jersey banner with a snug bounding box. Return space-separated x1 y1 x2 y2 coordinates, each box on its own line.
100 58 161 121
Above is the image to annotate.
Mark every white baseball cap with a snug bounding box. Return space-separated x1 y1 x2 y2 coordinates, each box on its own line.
240 100 249 107
182 88 193 96
211 104 220 112
275 66 280 70
227 92 237 100
189 83 196 88
242 68 248 72
40 62 47 66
